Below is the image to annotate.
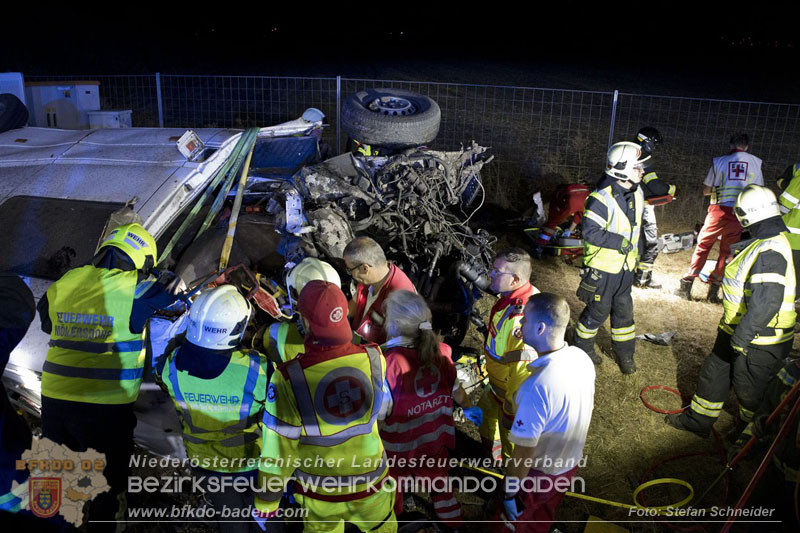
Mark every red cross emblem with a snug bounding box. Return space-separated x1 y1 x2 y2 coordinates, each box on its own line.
729 161 748 181
414 366 441 398
324 377 365 417
315 367 373 425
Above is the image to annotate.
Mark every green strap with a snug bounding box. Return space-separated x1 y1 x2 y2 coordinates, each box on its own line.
157 128 260 266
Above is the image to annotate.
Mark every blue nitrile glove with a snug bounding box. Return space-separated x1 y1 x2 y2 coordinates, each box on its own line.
253 509 281 531
503 495 521 521
463 406 483 426
561 229 572 238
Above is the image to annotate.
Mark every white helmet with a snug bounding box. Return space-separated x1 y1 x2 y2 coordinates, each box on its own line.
186 285 251 350
734 185 781 228
606 141 651 181
286 257 341 306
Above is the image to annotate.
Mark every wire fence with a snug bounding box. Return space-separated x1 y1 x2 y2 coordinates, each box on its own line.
23 74 800 228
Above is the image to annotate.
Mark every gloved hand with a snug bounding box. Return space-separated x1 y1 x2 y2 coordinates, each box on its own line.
462 406 483 426
619 238 634 254
253 510 280 531
576 268 601 305
730 339 748 357
561 229 572 238
503 495 521 521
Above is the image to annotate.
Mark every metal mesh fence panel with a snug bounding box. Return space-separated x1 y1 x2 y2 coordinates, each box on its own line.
17 74 800 227
24 74 159 126
612 93 800 228
341 80 615 211
159 76 339 148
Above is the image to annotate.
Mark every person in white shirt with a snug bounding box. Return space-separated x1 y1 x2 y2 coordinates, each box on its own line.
676 133 764 302
495 292 595 533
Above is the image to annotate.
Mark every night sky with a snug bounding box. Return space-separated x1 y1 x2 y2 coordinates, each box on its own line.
2 2 800 100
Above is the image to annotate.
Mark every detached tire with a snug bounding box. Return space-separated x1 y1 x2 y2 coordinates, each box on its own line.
341 88 440 149
0 94 29 133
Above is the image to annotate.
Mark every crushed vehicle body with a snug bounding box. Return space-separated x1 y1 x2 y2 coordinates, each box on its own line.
1 104 495 458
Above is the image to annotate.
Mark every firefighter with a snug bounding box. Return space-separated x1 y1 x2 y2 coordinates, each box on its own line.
255 280 396 532
37 223 183 526
727 358 800 526
776 161 800 298
479 248 539 462
0 273 37 523
666 185 796 438
532 182 591 257
633 127 677 290
380 289 481 527
676 133 764 302
574 142 647 374
344 236 415 345
263 257 341 364
158 285 269 532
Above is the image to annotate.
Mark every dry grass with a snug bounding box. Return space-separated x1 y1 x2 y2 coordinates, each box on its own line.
448 227 800 532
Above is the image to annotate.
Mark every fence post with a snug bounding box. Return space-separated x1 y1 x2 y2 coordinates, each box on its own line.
155 72 164 128
336 76 342 154
607 90 618 148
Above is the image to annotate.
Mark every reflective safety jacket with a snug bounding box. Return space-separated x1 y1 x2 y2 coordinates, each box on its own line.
42 266 144 404
484 283 538 418
720 233 796 345
582 181 644 274
778 162 800 250
706 150 763 207
161 348 269 473
352 264 416 344
264 321 305 363
380 342 457 460
256 343 388 513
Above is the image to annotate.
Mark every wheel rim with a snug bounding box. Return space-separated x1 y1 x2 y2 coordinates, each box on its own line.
367 96 416 116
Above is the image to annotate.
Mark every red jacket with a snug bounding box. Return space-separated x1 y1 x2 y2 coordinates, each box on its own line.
351 264 416 344
380 342 456 461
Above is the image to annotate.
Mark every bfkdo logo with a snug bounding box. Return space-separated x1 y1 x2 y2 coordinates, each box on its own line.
30 477 62 518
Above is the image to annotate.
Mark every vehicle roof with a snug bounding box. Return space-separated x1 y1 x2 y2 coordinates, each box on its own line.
0 126 241 235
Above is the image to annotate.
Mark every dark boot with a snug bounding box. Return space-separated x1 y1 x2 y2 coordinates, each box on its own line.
664 413 712 438
614 340 637 374
574 336 603 365
675 277 693 300
707 282 722 304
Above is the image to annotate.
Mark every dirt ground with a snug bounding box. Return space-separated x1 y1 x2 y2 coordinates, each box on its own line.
447 229 798 533
123 231 798 533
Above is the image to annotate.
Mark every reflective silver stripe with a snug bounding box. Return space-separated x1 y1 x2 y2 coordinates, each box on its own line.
788 227 800 234
43 360 143 381
381 424 455 452
294 453 387 485
369 310 385 326
781 190 799 205
182 432 258 447
583 210 606 227
262 411 301 440
286 359 321 437
382 405 453 433
434 497 459 510
48 339 143 353
750 273 785 284
436 509 462 519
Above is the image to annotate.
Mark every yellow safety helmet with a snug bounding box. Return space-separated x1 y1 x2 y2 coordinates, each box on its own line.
98 223 157 271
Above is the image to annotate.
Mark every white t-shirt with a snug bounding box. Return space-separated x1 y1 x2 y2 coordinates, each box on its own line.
509 344 595 475
703 151 764 206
